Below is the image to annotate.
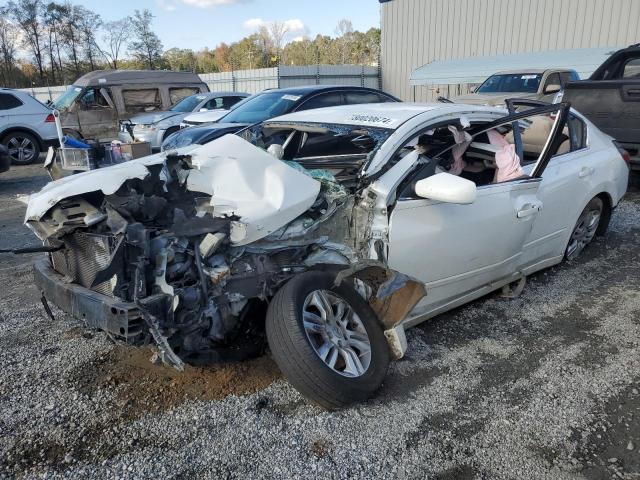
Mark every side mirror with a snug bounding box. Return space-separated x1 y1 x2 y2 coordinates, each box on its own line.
544 84 561 94
414 173 476 204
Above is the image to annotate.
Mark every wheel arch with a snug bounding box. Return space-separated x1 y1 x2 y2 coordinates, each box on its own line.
1 126 45 150
594 191 613 236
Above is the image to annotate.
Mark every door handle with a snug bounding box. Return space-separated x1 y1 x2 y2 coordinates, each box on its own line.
579 166 595 178
627 89 640 95
517 203 542 218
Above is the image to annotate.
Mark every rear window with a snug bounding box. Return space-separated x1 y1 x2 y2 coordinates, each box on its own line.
122 89 162 113
0 93 23 110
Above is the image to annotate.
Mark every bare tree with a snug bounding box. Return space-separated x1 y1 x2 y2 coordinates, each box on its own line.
100 17 131 69
8 0 46 83
43 2 65 84
128 9 163 70
60 4 83 77
335 18 354 64
0 12 19 86
269 21 289 61
74 6 102 70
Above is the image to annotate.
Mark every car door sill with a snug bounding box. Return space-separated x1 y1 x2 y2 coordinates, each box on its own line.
401 255 564 330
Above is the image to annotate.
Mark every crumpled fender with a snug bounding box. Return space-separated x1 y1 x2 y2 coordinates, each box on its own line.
333 260 426 330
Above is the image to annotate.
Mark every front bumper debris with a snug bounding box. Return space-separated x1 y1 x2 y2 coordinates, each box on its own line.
34 257 144 341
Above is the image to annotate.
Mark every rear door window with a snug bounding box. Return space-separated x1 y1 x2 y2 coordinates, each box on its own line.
0 93 24 110
122 89 162 113
296 92 344 111
565 114 587 152
344 91 393 104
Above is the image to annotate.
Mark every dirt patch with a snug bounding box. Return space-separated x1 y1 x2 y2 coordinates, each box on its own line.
72 344 282 416
309 439 332 458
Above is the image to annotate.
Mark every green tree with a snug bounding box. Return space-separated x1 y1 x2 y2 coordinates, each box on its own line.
128 9 163 70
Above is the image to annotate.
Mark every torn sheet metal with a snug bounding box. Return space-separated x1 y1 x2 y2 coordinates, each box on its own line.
186 134 321 246
334 261 427 330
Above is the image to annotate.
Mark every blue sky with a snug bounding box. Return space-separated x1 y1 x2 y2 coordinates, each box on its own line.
80 0 381 51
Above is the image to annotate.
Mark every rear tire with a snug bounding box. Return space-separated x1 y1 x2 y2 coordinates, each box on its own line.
565 197 603 261
266 271 390 409
2 131 40 165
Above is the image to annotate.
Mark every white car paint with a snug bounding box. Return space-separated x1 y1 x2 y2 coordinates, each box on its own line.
26 135 320 246
270 102 627 329
27 102 628 347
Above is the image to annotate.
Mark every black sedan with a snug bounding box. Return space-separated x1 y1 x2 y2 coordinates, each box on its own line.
161 85 399 151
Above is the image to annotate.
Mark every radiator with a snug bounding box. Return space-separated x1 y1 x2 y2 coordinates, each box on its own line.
51 232 116 296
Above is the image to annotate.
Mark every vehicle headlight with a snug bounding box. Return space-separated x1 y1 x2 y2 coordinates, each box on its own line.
135 124 156 131
156 119 175 129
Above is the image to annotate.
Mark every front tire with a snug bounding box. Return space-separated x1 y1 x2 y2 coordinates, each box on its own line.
2 131 40 165
266 271 390 409
565 197 603 261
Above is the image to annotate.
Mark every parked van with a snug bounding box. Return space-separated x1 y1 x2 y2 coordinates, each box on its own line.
51 70 208 140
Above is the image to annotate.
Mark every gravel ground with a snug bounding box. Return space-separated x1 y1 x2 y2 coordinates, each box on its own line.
1 165 639 479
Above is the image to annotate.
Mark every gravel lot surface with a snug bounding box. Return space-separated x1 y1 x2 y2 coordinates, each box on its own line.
1 165 639 479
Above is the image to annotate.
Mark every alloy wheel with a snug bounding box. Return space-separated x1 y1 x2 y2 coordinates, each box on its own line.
7 136 37 163
566 207 601 261
302 289 372 378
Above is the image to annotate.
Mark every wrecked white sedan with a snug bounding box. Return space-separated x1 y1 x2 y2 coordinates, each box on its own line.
25 101 628 408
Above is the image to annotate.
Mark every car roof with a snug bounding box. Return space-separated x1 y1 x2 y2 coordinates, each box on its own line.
493 68 571 75
200 91 250 97
73 70 205 87
267 102 503 130
258 85 394 97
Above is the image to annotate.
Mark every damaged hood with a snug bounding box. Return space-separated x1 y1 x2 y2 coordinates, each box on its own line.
26 135 321 245
128 111 182 125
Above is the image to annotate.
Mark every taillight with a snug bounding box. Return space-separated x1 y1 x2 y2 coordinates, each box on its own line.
613 141 631 167
45 113 55 123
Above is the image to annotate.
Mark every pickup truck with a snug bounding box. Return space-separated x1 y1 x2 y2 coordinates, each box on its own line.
562 44 640 169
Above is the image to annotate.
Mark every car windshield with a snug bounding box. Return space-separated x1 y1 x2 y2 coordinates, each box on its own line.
52 86 83 110
219 92 301 124
170 94 207 113
162 127 212 150
477 74 542 93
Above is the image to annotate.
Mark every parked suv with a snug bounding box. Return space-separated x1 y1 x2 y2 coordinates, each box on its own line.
453 68 579 105
0 88 58 165
118 91 249 151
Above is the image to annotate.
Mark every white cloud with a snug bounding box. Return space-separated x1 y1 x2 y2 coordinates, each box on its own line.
180 0 247 8
156 0 177 11
292 36 305 42
243 18 265 29
243 17 306 33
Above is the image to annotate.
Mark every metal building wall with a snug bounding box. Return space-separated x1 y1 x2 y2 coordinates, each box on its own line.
380 0 640 101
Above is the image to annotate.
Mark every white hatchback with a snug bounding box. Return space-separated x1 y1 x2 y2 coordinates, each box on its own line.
0 88 58 164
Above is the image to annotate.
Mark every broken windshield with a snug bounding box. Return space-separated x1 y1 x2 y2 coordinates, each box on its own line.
52 86 83 110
